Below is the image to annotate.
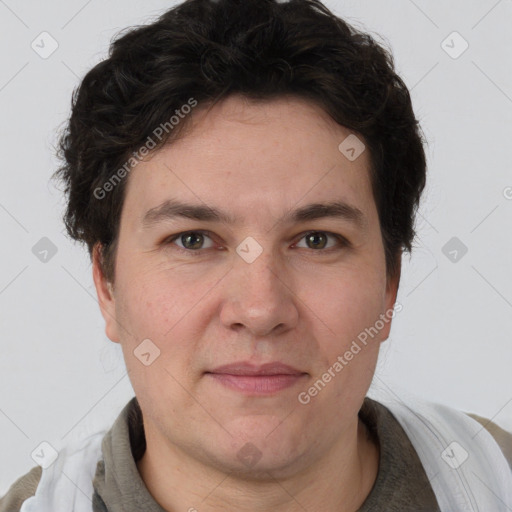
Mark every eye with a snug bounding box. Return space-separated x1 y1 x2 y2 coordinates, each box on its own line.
166 230 216 252
163 230 349 255
294 231 348 252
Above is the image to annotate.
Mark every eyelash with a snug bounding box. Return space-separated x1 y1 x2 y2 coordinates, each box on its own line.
163 230 350 256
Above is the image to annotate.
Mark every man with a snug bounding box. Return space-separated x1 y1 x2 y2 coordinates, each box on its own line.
2 0 511 511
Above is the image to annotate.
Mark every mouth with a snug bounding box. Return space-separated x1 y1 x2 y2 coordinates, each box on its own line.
205 362 308 395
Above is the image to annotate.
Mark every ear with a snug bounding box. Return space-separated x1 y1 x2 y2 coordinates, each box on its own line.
380 253 402 342
92 243 120 343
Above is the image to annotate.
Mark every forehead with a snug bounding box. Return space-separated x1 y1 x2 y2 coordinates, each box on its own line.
121 94 376 230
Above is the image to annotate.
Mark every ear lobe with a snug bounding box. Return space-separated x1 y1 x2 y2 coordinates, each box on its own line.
92 243 120 343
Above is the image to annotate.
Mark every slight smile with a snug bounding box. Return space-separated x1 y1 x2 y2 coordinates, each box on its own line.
205 362 309 395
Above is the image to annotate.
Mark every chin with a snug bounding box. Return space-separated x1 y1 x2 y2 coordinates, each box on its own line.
208 446 305 481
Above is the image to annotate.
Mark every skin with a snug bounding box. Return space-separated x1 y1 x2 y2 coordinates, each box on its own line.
93 94 400 512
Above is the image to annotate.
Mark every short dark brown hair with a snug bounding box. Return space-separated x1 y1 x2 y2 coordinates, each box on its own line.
53 0 427 284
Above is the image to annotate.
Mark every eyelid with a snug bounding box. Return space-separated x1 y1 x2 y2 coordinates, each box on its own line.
164 229 350 254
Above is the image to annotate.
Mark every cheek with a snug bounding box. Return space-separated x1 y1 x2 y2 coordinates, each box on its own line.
115 267 198 341
114 273 202 407
304 268 386 343
114 267 215 388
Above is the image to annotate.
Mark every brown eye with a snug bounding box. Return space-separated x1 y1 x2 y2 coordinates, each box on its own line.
167 231 215 252
295 231 347 252
305 232 328 249
181 232 205 250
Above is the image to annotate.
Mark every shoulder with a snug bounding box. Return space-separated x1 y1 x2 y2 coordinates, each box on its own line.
0 466 42 512
366 395 512 471
0 402 134 512
465 412 512 469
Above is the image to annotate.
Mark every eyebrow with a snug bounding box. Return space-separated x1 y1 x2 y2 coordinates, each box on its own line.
141 198 367 230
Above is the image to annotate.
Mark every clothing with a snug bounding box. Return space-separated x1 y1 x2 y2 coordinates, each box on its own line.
2 394 511 512
380 393 512 510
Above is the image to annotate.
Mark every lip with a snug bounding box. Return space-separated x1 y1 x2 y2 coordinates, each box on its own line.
205 362 308 395
207 361 305 376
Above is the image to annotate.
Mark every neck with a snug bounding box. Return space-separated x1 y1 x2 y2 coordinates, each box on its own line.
137 417 379 512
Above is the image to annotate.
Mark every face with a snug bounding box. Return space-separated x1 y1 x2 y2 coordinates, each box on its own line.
93 94 399 478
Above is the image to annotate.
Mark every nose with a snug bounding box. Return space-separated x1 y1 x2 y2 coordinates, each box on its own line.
219 247 299 338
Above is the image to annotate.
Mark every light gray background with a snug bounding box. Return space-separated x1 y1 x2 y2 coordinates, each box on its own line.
1 0 511 493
